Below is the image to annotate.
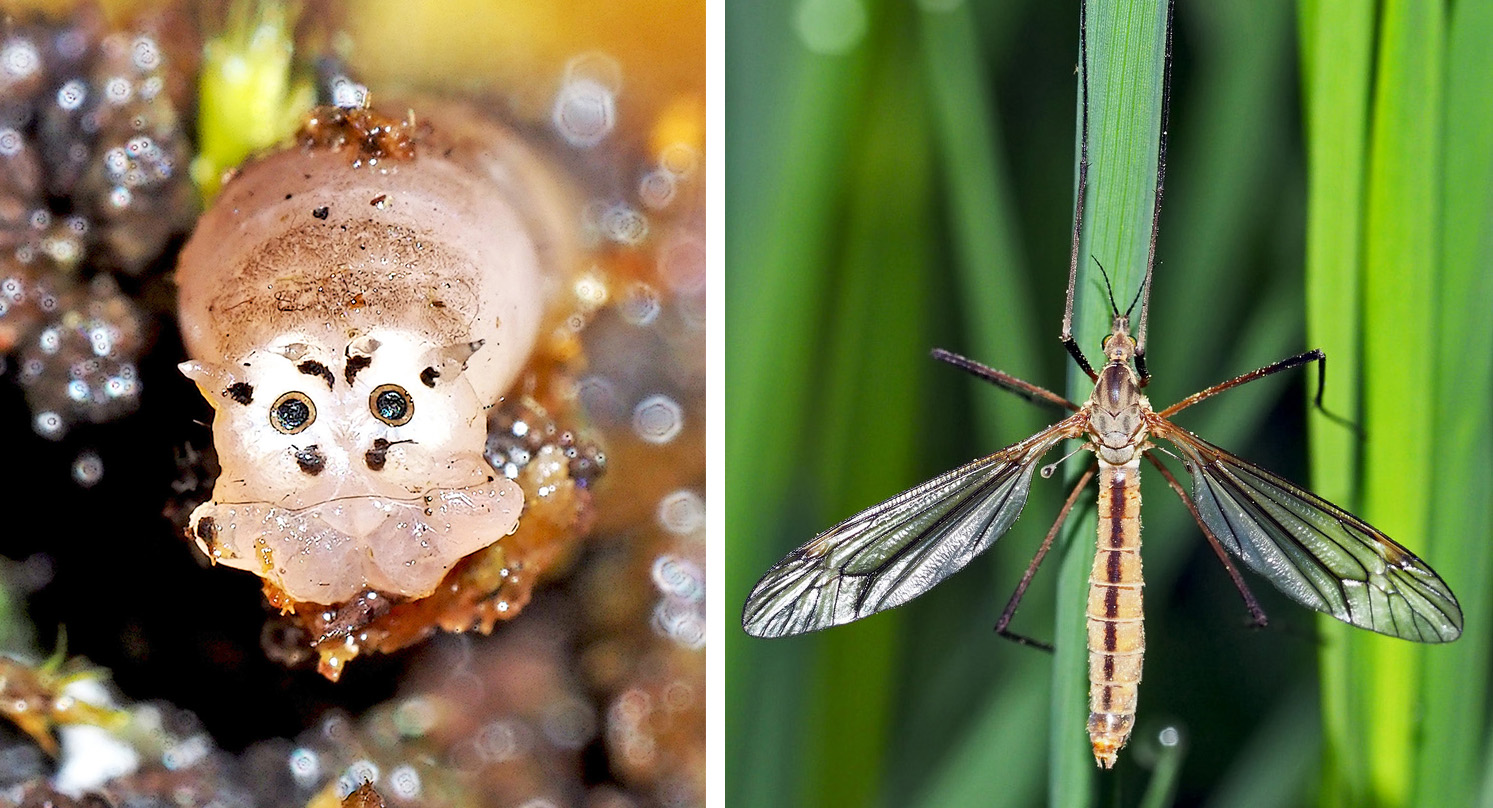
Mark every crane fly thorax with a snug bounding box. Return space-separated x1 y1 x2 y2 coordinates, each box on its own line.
1086 362 1149 465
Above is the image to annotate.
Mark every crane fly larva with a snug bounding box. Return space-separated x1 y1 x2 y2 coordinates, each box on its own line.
178 101 578 607
741 0 1461 768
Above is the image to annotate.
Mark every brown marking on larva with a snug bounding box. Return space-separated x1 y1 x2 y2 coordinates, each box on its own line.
284 193 293 200
298 106 417 164
1103 619 1116 650
1104 585 1120 619
419 367 440 387
294 445 326 475
225 382 254 404
1106 549 1122 585
1103 654 1115 679
344 354 373 384
365 438 390 471
297 360 335 389
348 293 366 309
431 299 446 308
370 194 388 208
195 516 218 543
1100 685 1112 710
312 206 330 220
209 221 477 358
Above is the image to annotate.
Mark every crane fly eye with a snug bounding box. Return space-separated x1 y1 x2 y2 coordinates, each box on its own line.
370 383 414 426
270 391 316 434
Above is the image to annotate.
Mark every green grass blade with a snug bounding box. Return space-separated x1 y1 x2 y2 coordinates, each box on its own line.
910 662 1050 808
1298 1 1374 803
895 4 1053 804
1417 1 1493 805
807 23 939 803
1052 2 1170 803
1206 685 1321 808
1137 730 1186 808
725 0 880 802
1357 2 1443 804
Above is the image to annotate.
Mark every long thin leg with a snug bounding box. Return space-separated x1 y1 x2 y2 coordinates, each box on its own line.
1146 453 1268 628
1060 5 1097 383
932 349 1081 412
1133 0 1177 385
1158 348 1327 418
995 464 1098 650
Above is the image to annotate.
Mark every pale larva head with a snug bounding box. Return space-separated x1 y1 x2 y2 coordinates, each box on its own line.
175 104 576 605
181 330 522 605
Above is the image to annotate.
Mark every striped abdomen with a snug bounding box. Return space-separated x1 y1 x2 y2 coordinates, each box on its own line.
1087 460 1144 768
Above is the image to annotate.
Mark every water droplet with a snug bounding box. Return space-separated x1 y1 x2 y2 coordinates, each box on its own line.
618 282 662 326
1 38 40 80
553 78 616 148
632 394 683 444
638 169 677 210
34 411 65 439
72 450 104 487
657 489 704 535
0 128 21 156
131 36 161 70
602 203 648 245
652 554 704 601
794 0 869 55
387 764 422 799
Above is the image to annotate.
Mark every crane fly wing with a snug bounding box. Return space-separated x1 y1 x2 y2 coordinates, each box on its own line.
742 413 1087 638
1151 418 1462 642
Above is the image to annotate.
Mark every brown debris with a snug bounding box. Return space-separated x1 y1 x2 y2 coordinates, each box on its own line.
298 106 417 164
342 782 386 808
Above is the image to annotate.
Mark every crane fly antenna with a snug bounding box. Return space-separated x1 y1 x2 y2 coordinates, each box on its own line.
1091 255 1119 316
1134 0 1176 386
1060 0 1097 382
1123 275 1145 319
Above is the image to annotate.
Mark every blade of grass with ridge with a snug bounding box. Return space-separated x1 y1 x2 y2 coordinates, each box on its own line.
1357 2 1443 803
1054 1 1169 802
1416 1 1493 805
1298 0 1373 802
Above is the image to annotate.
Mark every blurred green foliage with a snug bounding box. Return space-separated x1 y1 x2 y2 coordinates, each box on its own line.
727 0 1493 805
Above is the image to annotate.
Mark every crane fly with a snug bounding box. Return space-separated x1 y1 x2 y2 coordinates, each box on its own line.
740 0 1462 769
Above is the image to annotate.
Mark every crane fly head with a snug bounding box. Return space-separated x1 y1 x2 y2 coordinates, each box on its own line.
1100 317 1137 364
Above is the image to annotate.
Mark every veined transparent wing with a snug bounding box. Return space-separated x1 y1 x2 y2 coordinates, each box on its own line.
1151 418 1462 642
742 413 1087 638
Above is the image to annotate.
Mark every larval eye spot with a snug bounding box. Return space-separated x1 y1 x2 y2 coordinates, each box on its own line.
270 391 316 434
370 384 413 426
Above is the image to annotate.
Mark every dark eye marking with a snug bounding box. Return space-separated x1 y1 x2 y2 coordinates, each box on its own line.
270 391 316 434
294 445 326 475
364 438 414 471
225 382 254 405
344 354 373 384
297 360 335 389
195 515 218 543
370 384 413 426
419 366 440 388
365 438 390 471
